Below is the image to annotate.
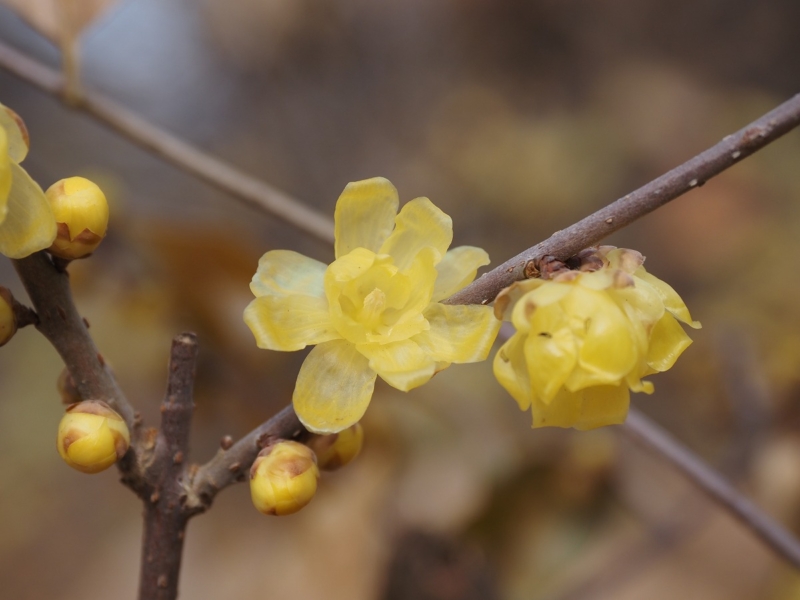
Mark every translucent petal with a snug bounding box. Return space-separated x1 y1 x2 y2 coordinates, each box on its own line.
415 303 500 363
293 340 377 434
357 339 436 392
574 385 630 430
636 268 701 329
432 246 490 302
0 103 29 163
250 250 327 299
493 279 541 322
646 312 693 372
0 128 10 224
531 385 629 430
0 163 56 258
334 177 399 259
524 325 578 404
559 287 638 387
493 333 532 411
379 197 452 270
243 294 339 351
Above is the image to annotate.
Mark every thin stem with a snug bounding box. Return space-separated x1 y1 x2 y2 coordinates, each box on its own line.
186 404 303 515
623 409 800 568
445 92 800 305
12 253 135 424
0 41 334 244
138 333 198 600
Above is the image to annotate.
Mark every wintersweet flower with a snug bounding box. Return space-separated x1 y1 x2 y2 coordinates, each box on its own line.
0 103 57 258
493 246 700 430
244 177 500 433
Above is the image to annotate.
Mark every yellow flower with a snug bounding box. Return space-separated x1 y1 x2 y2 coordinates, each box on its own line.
57 400 131 474
244 177 500 433
46 176 110 259
493 247 700 430
0 103 57 258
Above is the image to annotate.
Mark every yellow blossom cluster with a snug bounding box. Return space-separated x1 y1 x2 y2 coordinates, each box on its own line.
244 177 500 433
493 247 700 430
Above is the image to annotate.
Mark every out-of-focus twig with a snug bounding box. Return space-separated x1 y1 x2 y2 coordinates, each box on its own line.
622 409 800 568
0 41 335 244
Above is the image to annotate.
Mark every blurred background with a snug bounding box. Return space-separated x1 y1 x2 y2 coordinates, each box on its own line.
1 0 800 598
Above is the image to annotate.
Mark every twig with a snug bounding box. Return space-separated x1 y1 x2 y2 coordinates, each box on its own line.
138 333 198 600
186 404 304 514
622 409 800 568
445 92 800 305
0 41 335 244
12 252 135 425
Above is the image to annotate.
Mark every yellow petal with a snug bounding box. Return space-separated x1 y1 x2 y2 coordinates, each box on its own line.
334 177 399 259
531 385 629 430
493 333 532 411
0 103 29 164
0 163 57 258
510 283 571 333
524 322 578 404
0 128 10 224
432 246 490 302
293 340 377 434
379 197 452 270
646 312 693 372
250 250 327 299
243 294 339 351
415 303 500 363
559 286 638 387
493 278 541 322
636 268 701 329
357 339 436 391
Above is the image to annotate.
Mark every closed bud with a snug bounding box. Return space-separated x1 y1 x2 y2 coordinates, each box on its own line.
250 440 319 515
57 400 130 473
0 287 15 346
45 177 109 259
308 423 364 471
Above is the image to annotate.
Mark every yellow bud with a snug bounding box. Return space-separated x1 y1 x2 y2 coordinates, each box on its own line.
308 423 364 471
249 440 319 515
45 177 109 259
0 287 16 346
57 400 130 473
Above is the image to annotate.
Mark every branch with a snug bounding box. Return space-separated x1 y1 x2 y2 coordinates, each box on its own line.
0 41 335 244
138 333 198 600
186 404 304 514
445 92 800 305
12 252 134 424
622 409 800 568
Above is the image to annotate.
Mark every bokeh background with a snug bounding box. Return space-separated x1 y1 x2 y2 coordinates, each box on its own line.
2 1 800 598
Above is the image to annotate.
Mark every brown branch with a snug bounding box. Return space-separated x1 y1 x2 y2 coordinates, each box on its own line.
186 404 304 514
138 333 198 600
445 92 800 305
622 409 800 568
12 252 135 423
0 41 335 244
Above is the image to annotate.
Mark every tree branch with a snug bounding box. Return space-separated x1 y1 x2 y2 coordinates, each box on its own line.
622 409 800 568
0 41 335 244
186 404 304 515
138 333 198 600
445 92 800 305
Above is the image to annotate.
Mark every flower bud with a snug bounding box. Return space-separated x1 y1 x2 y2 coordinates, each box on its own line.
45 177 109 259
308 423 364 471
0 287 16 346
57 400 130 473
250 440 319 515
